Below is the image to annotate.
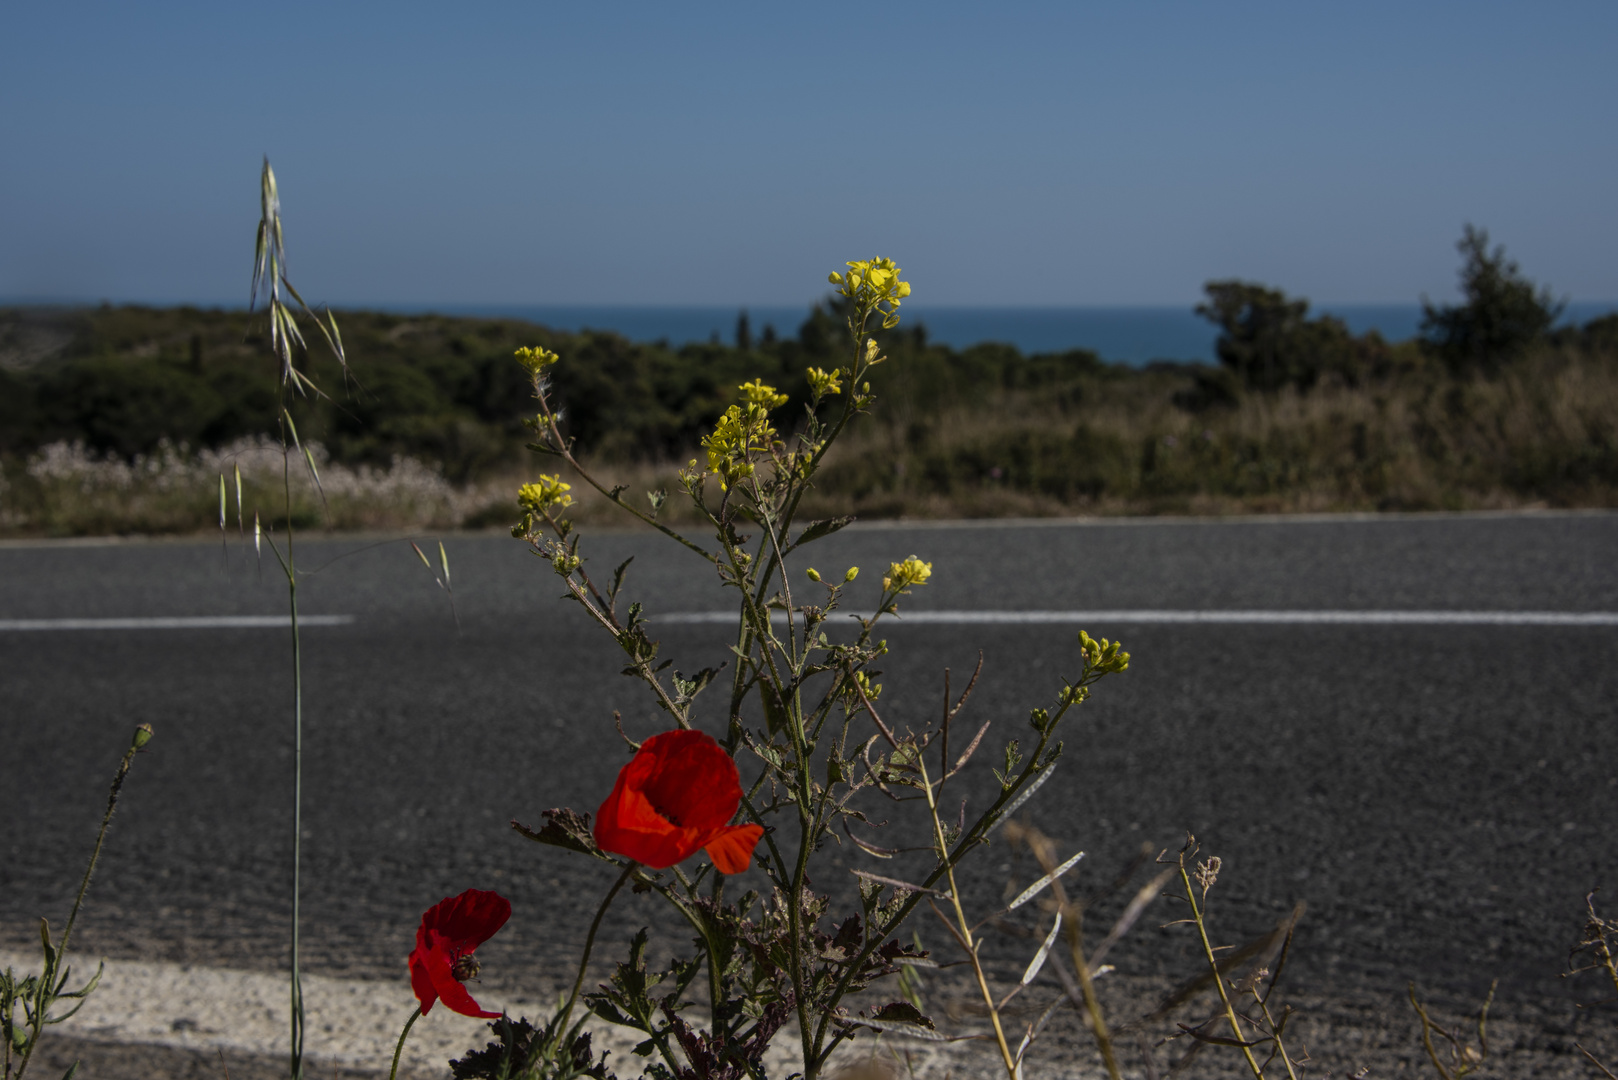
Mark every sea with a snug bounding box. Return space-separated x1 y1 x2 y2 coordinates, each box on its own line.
394 300 1618 367
7 298 1615 367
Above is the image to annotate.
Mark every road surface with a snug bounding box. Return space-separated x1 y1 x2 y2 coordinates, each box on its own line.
3 511 1616 1076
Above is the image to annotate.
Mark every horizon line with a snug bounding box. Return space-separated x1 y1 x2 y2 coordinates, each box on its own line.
7 297 1618 313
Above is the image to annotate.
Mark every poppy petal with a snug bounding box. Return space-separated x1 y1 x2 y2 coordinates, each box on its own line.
596 729 753 868
640 731 741 835
597 786 703 867
422 938 502 1019
421 889 511 952
647 736 742 832
408 951 438 1015
704 823 764 874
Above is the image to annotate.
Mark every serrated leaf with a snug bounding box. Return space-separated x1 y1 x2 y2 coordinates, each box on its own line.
871 1001 935 1028
511 808 601 857
859 1002 943 1040
584 997 636 1028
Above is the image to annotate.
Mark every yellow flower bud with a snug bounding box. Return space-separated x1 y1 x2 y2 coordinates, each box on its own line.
739 379 789 410
806 567 822 582
515 346 560 374
844 566 859 583
806 366 843 398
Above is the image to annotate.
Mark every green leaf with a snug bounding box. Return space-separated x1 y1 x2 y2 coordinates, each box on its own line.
789 516 855 550
510 809 603 858
759 682 789 737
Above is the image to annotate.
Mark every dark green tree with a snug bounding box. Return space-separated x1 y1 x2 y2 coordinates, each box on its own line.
1196 280 1377 392
1421 224 1563 373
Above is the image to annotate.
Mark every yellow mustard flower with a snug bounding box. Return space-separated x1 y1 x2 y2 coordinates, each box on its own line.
806 366 843 399
700 405 765 489
517 474 573 513
515 346 560 374
882 555 932 593
832 257 913 327
739 379 789 410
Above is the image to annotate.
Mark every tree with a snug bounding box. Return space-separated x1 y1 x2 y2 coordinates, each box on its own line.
1196 280 1375 392
1421 224 1563 373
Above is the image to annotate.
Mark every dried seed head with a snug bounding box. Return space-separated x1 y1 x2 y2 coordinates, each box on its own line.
1195 856 1222 893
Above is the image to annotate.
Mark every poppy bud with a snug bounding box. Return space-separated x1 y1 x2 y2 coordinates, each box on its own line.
132 723 154 749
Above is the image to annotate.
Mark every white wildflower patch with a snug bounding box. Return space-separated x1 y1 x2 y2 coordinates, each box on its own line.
7 436 492 534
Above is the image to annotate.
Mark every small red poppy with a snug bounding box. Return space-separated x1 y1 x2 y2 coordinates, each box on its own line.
594 729 764 874
407 888 511 1018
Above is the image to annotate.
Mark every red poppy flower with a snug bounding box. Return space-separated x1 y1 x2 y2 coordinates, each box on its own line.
594 729 764 874
407 888 511 1018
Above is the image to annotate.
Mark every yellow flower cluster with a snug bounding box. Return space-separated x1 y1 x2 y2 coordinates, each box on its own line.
739 379 789 409
517 474 574 513
851 669 882 702
1078 630 1130 674
828 257 912 329
700 381 787 489
806 366 842 399
515 346 560 375
882 555 932 593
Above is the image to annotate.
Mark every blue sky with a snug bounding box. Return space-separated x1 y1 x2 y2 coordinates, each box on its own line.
2 2 1614 308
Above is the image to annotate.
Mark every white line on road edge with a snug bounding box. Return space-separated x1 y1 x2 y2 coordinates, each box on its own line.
0 615 355 631
655 609 1618 626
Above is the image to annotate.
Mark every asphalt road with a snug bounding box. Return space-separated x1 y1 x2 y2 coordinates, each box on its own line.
3 512 1617 1054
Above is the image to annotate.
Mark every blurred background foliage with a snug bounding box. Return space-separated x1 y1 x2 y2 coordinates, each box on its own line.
3 227 1616 534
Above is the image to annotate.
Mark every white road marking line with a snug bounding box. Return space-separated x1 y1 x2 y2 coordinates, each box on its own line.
0 615 354 631
654 609 1618 627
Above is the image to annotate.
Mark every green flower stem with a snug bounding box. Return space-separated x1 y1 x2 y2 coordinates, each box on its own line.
809 698 1076 1070
643 874 726 1037
1180 863 1264 1080
554 864 635 1049
14 728 149 1080
284 443 306 1080
529 389 714 565
387 1008 420 1080
917 753 1017 1079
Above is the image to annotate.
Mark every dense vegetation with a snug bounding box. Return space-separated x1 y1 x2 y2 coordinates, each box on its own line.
2 226 1616 534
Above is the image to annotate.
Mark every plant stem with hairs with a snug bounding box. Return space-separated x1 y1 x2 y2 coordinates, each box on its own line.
10 725 153 1080
1177 850 1266 1080
917 751 1018 1078
248 157 347 1080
